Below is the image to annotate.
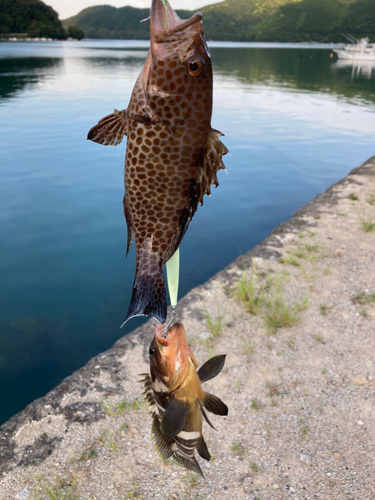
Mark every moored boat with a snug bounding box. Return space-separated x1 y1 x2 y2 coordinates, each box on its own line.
334 36 375 61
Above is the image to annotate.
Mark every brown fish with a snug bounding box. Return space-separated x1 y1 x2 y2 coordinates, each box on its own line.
140 322 228 476
87 0 228 324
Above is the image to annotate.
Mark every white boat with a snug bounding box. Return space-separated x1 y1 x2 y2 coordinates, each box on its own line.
334 36 375 61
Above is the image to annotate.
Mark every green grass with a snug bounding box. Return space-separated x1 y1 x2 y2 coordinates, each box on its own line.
286 336 295 350
351 291 375 306
250 398 265 410
366 192 375 205
204 306 225 336
233 271 268 315
313 334 324 343
264 295 308 333
348 192 359 201
358 211 375 232
265 381 289 398
231 441 246 455
279 253 300 266
250 461 260 473
98 398 144 416
320 303 335 316
34 476 79 500
241 336 255 355
97 428 119 454
300 419 308 439
79 448 97 461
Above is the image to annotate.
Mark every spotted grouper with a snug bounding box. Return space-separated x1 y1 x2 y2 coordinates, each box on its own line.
88 0 228 324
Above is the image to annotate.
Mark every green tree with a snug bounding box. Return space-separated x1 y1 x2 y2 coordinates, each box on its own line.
68 25 85 40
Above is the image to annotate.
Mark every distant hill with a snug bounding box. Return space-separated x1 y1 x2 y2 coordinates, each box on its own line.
0 0 66 38
62 5 193 40
63 0 374 42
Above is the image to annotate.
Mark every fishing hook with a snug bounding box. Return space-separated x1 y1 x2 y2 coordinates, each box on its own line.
162 307 177 337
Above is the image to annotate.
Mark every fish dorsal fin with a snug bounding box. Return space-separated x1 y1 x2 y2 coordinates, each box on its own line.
87 108 128 146
161 397 187 439
151 414 174 459
160 132 228 264
203 392 228 416
198 354 226 383
196 129 229 206
197 399 216 431
197 436 211 461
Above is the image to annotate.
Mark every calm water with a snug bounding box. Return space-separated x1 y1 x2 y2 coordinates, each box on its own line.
0 40 374 425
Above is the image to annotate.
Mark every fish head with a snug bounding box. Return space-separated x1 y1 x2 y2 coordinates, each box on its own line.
149 321 198 392
146 0 213 130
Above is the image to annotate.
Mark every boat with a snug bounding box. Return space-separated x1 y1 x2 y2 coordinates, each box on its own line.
334 36 375 61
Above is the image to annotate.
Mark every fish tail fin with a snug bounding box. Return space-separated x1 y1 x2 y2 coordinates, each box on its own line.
122 241 167 325
172 450 204 478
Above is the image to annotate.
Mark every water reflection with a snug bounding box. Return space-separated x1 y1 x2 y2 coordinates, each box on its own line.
332 59 375 81
0 57 62 101
210 47 375 105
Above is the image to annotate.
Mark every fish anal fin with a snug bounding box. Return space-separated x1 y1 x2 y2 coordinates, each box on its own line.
123 196 134 256
161 397 187 439
198 354 226 383
87 108 128 146
152 415 174 459
197 436 211 461
197 399 216 430
196 129 229 205
203 392 228 416
172 450 204 478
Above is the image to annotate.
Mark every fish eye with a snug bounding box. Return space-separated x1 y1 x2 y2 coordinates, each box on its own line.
186 55 204 77
149 345 155 356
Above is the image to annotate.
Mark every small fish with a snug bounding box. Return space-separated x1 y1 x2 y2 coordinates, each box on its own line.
87 0 228 324
140 322 228 476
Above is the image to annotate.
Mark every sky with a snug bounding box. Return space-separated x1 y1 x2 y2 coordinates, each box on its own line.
48 0 220 20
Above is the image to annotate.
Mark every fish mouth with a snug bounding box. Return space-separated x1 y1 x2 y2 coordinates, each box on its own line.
150 0 202 34
154 321 180 347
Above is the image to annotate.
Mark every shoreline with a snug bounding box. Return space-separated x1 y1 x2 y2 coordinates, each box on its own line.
1 156 374 499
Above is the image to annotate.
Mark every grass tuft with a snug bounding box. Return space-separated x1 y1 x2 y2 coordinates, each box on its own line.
264 296 308 334
231 441 246 455
358 211 375 232
233 271 268 315
34 476 79 500
97 428 119 454
348 192 359 201
250 398 265 410
366 192 375 205
265 381 289 398
204 306 225 337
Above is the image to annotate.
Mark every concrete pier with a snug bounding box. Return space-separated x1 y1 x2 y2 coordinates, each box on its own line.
1 157 375 499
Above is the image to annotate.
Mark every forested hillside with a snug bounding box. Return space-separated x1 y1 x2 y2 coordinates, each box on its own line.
62 5 192 40
0 0 66 38
64 0 374 42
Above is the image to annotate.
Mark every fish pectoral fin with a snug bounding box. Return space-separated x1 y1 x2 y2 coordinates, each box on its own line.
197 436 211 461
152 415 174 459
196 128 229 205
197 354 226 383
87 108 128 146
197 399 216 431
161 397 187 439
203 392 228 416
